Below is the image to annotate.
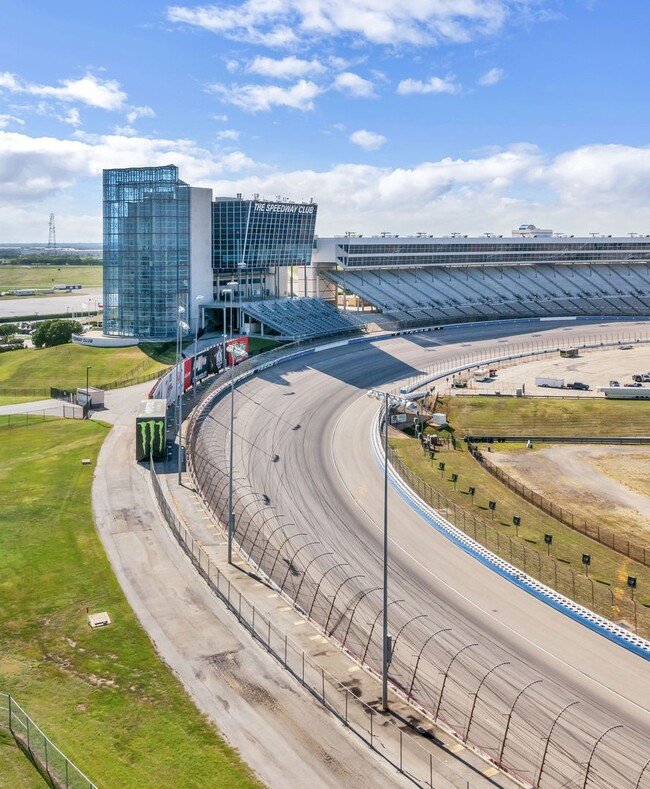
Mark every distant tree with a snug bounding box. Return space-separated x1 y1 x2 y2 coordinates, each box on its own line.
32 319 83 348
0 323 19 337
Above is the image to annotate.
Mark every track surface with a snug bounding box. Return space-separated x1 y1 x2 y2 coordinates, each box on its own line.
196 321 650 789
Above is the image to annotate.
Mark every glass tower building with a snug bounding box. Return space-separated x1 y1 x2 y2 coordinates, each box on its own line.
103 166 317 338
103 165 194 339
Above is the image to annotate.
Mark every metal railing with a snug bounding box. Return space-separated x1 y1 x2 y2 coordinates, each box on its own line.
149 462 476 789
467 441 650 567
0 693 97 789
184 324 650 789
0 410 83 428
389 448 649 638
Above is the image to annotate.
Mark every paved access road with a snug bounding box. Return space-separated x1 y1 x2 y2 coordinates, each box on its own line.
0 288 102 318
194 320 650 789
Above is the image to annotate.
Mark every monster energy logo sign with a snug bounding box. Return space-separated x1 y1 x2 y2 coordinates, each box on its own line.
139 419 165 457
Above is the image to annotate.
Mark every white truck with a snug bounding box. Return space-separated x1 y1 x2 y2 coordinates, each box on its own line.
535 376 565 389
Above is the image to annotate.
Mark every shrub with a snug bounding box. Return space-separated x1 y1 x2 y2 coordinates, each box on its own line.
32 319 83 348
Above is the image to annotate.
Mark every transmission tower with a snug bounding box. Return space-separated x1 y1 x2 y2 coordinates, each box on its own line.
48 213 57 249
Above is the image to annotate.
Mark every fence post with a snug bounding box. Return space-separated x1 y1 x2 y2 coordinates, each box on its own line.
7 695 12 731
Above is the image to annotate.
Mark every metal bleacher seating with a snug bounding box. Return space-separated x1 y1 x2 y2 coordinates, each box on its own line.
240 297 360 340
322 263 650 323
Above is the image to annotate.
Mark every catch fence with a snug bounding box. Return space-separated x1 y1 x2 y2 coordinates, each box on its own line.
149 462 478 789
0 693 97 789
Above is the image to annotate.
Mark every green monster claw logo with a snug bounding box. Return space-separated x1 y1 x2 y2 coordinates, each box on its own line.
139 419 165 456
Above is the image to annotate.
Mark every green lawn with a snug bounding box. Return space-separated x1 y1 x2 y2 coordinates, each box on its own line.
0 266 102 291
0 421 261 789
0 728 44 789
392 435 650 636
0 344 169 391
443 395 650 437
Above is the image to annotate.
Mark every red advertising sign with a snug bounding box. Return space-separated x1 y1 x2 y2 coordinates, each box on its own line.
183 357 193 391
226 336 249 366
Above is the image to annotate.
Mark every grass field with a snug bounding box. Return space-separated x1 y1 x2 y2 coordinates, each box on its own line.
391 434 650 636
443 395 650 437
0 728 43 789
0 420 260 788
0 266 102 291
0 344 169 393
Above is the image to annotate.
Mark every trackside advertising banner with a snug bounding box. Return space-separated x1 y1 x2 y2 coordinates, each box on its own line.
227 336 249 365
149 336 250 401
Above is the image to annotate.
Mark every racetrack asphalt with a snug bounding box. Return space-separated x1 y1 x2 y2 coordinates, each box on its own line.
193 320 650 789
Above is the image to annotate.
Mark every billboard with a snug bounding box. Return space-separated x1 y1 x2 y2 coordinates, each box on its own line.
183 357 193 391
226 336 249 365
135 399 167 461
149 337 249 400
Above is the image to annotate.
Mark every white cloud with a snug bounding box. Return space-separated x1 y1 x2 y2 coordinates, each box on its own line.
0 72 127 110
334 72 376 98
125 105 156 124
478 67 504 86
61 108 81 127
168 0 510 47
0 114 24 129
216 129 240 141
248 55 325 80
397 75 461 95
208 80 322 112
4 130 650 244
0 129 258 205
350 129 386 150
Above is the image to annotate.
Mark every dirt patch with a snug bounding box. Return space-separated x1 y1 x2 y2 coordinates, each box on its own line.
488 445 650 542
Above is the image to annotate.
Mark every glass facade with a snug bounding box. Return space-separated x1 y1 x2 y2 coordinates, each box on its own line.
212 198 317 272
103 165 190 338
331 238 650 269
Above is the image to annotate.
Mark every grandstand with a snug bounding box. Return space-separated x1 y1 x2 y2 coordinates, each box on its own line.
237 297 360 340
313 232 650 324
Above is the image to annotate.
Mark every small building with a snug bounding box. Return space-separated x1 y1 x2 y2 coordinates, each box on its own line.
76 386 105 409
560 348 579 358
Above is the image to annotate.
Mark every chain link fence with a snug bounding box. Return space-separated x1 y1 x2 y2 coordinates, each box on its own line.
184 325 650 789
149 463 478 789
0 693 97 789
467 442 650 566
389 449 649 639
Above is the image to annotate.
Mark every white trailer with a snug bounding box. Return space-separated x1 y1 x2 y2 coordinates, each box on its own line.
535 376 565 389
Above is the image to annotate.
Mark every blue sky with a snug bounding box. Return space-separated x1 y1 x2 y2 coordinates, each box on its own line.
1 0 650 241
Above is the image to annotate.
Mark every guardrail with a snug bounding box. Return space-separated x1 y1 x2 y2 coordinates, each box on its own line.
186 320 650 789
466 440 650 567
0 692 97 789
149 463 473 789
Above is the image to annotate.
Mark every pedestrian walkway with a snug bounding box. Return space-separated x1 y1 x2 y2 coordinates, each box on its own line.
154 440 519 789
91 381 415 789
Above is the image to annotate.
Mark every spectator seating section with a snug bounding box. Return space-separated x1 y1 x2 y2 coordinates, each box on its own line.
241 297 359 340
322 264 650 323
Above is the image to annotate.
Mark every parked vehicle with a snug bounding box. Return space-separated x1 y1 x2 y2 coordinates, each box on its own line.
535 376 565 389
566 382 589 391
609 380 620 387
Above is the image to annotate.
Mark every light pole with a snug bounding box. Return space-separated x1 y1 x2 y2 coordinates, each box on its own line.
221 281 237 372
366 387 413 711
192 295 204 399
85 366 92 418
176 307 189 484
227 341 247 564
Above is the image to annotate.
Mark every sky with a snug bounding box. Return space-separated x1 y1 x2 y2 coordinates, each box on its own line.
1 0 650 242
